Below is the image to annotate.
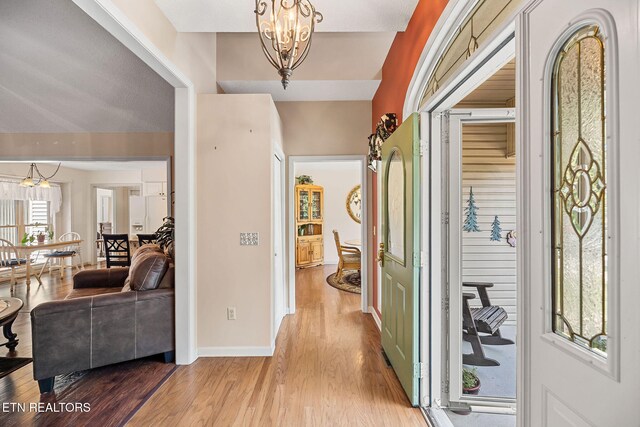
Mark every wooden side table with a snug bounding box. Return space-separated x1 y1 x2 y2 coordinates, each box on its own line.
0 297 23 351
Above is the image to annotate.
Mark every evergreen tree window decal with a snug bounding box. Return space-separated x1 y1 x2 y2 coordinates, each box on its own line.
463 187 480 232
490 215 502 241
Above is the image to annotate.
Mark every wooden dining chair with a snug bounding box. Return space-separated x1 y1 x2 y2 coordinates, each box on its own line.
332 230 361 281
137 234 157 246
0 238 26 292
38 232 83 281
103 234 131 268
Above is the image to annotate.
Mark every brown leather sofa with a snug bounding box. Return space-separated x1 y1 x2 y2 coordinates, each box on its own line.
31 245 175 393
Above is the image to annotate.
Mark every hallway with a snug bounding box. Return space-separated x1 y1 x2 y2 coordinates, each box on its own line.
129 265 425 426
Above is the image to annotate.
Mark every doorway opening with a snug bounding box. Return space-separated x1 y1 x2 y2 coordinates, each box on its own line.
422 37 518 427
288 156 368 314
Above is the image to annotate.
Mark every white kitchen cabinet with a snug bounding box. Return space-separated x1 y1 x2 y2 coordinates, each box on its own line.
146 195 168 233
143 182 167 197
129 195 146 235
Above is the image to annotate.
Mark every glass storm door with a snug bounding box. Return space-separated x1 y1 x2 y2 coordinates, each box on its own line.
522 1 637 426
381 113 421 406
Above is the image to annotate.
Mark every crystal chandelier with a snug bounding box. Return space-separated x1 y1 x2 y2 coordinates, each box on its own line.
254 0 323 89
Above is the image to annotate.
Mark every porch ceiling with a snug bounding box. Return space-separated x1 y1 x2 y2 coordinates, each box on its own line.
456 60 516 108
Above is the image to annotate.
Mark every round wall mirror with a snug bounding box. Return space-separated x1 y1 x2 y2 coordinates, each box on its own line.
346 185 362 224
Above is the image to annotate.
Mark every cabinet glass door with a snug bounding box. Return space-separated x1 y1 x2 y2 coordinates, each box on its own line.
298 190 310 221
311 191 322 220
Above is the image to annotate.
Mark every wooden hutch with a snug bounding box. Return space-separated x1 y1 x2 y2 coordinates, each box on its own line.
295 184 324 268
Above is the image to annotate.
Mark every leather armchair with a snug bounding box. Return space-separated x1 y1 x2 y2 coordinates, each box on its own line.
31 250 174 394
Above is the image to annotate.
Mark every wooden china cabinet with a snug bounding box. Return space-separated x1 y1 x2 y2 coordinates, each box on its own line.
295 184 324 268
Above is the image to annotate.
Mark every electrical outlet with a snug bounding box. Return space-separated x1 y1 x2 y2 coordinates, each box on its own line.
240 232 259 246
227 307 236 320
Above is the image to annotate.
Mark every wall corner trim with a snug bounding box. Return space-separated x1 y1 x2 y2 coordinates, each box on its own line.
198 345 275 358
369 307 381 331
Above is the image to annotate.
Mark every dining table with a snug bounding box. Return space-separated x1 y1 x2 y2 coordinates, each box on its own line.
15 239 83 287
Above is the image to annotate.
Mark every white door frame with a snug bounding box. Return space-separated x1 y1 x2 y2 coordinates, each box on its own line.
272 147 286 343
91 182 143 265
405 14 518 412
287 155 368 314
446 109 516 410
72 0 198 364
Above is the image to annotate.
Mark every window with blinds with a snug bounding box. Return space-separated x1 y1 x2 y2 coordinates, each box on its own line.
28 200 50 235
0 199 52 244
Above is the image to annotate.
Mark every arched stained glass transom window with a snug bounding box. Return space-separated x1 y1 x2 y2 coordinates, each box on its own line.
551 25 607 356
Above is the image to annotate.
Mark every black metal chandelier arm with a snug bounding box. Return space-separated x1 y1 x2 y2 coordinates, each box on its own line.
254 1 268 16
34 162 61 181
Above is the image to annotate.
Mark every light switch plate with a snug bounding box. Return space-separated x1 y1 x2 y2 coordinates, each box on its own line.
240 232 259 246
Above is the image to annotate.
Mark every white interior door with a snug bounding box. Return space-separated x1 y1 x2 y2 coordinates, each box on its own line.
273 154 286 332
520 1 639 426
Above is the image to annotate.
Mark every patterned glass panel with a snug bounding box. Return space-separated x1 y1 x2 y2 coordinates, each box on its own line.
552 25 607 355
419 0 522 107
311 191 322 220
387 150 405 261
298 190 309 221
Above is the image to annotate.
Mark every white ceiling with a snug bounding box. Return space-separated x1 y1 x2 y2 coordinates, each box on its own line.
157 1 410 101
60 160 168 171
155 0 419 33
0 161 168 172
219 80 381 102
0 0 174 133
215 30 395 101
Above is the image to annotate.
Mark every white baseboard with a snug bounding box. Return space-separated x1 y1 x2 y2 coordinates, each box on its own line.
369 306 381 331
324 258 339 265
198 345 275 357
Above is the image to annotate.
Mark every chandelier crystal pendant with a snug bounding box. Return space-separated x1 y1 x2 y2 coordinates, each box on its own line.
254 0 323 89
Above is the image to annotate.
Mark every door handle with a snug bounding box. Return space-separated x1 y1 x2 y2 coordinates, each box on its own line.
377 242 385 267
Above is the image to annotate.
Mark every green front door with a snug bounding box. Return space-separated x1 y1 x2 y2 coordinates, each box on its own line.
380 113 420 406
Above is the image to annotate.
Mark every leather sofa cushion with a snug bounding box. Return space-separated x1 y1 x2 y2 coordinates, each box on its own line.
66 287 122 299
122 245 165 291
134 244 162 261
129 252 169 291
157 265 175 289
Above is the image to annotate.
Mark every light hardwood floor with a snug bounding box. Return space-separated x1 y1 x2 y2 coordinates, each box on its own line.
129 265 426 426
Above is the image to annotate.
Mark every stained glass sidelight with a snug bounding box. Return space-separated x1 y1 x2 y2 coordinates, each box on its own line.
551 25 607 355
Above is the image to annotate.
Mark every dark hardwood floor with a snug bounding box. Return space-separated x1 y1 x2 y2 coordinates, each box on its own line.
0 265 176 427
128 265 425 426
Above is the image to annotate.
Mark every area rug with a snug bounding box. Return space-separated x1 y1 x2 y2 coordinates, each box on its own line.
0 357 32 380
326 270 361 294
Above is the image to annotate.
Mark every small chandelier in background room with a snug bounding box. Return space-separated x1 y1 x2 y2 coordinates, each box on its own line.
20 163 61 188
254 0 323 89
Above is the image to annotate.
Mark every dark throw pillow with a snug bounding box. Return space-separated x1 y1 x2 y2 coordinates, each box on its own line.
129 252 169 291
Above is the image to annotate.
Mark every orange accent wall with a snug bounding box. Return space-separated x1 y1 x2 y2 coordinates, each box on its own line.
370 0 448 316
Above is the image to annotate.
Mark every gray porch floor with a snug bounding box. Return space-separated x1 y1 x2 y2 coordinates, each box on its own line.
446 410 515 427
444 325 516 427
461 325 516 399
